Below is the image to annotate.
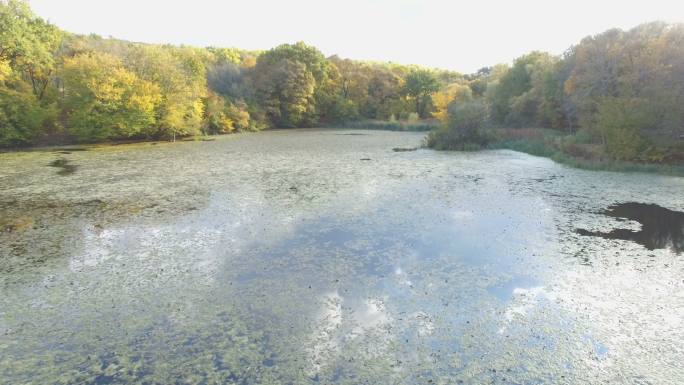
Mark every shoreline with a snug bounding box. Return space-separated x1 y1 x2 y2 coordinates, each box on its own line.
3 127 682 178
486 141 684 177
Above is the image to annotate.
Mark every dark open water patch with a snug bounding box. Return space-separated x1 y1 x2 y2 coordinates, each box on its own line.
48 158 79 176
52 147 88 155
60 147 89 152
576 202 684 253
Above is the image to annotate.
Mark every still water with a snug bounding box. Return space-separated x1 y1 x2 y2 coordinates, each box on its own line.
1 129 683 384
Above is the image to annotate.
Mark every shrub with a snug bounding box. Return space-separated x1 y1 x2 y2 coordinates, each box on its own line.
426 100 490 150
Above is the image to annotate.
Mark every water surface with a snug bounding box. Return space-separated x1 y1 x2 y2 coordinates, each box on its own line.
1 129 683 384
577 202 684 253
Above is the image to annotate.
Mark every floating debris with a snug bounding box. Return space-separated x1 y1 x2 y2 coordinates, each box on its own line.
1 216 34 233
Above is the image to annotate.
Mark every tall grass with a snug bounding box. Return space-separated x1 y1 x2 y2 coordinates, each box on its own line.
487 128 684 176
427 124 684 176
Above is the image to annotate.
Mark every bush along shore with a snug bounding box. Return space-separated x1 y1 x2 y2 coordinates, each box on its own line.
427 122 684 176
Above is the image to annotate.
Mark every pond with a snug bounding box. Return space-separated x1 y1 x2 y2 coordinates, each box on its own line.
1 129 683 384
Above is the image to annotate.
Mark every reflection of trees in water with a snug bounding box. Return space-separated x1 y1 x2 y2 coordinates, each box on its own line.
577 202 684 253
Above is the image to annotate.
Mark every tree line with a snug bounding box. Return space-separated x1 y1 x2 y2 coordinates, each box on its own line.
1 0 683 164
0 0 457 146
430 23 684 162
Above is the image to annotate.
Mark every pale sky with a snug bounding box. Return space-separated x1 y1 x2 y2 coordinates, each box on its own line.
29 0 684 73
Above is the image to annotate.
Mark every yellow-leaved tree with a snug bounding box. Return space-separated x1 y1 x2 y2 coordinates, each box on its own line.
127 45 208 140
61 52 162 141
0 59 10 82
432 83 473 122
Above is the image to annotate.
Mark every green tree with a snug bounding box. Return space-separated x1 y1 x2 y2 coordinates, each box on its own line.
255 58 315 127
0 0 61 100
0 73 52 146
0 1 59 145
403 69 439 118
486 52 554 126
253 42 330 127
595 97 652 161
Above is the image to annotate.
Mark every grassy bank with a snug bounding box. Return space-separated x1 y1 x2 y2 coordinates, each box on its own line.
0 134 230 153
486 128 684 176
330 119 439 132
2 122 437 152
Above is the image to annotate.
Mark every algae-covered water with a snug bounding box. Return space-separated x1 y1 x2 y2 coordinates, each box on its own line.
1 129 683 384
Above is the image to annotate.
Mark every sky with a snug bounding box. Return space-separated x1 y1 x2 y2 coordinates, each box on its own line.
29 0 684 73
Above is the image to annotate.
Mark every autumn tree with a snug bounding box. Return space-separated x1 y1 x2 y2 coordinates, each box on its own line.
432 83 473 121
61 52 161 141
564 22 684 159
365 67 404 119
126 45 207 139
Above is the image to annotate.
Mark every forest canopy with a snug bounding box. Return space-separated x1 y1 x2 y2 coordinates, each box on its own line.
1 0 683 164
428 22 684 163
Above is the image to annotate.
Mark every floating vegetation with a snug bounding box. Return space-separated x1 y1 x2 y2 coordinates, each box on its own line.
0 216 33 233
0 129 682 384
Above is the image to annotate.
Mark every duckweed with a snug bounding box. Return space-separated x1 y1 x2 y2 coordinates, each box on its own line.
1 130 683 384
